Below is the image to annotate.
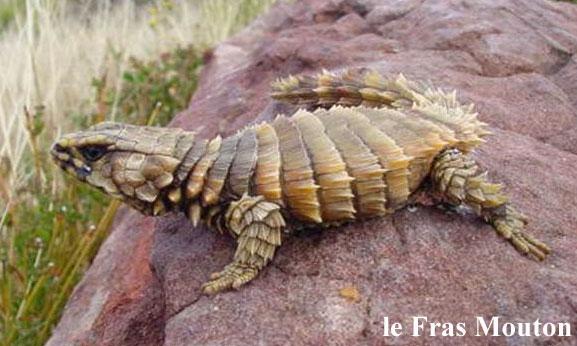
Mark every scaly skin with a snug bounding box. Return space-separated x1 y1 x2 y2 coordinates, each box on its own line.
51 69 550 294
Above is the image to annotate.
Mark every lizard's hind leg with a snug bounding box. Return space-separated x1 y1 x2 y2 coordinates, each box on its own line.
201 194 285 294
430 148 550 260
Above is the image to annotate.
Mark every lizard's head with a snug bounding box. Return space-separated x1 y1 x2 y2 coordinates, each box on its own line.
51 122 195 215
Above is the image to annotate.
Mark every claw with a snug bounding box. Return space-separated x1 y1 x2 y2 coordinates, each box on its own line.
525 242 546 261
202 276 235 295
201 263 259 295
493 214 550 261
520 232 550 261
209 271 223 280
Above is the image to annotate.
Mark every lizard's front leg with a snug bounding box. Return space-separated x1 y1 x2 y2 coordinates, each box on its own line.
201 194 285 294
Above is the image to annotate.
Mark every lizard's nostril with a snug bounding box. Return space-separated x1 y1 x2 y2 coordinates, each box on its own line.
52 143 64 153
51 142 70 162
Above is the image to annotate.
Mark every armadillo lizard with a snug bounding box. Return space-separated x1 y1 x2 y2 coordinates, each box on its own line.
51 69 550 294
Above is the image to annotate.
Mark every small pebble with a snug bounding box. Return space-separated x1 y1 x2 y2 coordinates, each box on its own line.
339 286 361 303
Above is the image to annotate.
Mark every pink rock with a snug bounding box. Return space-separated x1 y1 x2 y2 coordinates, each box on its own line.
48 0 577 345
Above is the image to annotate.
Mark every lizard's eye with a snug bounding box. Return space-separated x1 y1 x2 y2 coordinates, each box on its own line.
80 145 107 161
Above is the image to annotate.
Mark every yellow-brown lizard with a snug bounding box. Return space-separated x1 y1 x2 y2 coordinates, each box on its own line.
51 69 550 294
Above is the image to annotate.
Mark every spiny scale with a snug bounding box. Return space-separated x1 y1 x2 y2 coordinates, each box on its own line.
170 69 488 225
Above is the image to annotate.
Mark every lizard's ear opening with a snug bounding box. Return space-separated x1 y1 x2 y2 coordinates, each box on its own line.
79 145 108 161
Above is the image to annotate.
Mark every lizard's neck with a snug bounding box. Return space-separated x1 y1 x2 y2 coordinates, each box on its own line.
153 128 257 230
149 134 225 224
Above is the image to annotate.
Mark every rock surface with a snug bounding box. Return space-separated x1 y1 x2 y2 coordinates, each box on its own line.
48 0 577 345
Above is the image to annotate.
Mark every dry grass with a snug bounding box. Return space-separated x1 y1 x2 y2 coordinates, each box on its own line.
0 0 276 344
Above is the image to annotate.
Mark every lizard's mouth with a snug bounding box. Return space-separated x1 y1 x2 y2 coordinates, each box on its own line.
51 143 92 180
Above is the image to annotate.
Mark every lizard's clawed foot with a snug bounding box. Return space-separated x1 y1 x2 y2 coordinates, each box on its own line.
201 262 259 295
491 207 551 261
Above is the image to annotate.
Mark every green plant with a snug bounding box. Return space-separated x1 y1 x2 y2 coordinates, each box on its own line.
0 105 113 346
0 44 203 345
93 45 203 127
0 0 25 32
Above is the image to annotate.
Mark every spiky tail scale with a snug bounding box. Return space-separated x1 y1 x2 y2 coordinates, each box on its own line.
271 69 491 153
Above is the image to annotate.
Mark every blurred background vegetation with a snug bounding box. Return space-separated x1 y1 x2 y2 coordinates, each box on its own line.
0 0 275 344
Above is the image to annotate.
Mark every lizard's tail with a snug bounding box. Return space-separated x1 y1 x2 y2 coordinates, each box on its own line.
271 69 491 152
271 68 407 109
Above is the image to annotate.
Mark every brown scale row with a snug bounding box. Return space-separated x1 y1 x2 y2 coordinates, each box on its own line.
161 70 490 225
173 106 477 225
